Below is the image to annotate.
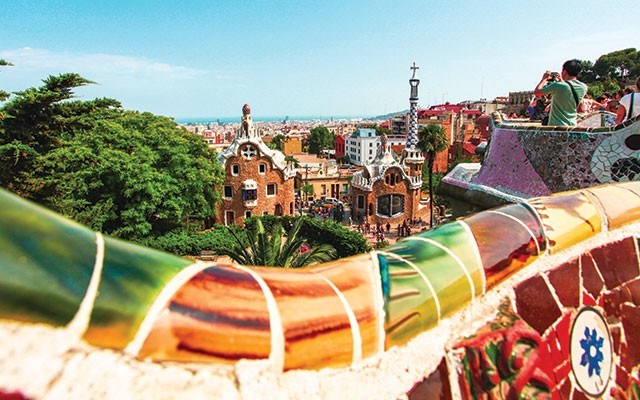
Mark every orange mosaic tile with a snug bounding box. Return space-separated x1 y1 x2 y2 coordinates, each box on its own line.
586 185 640 230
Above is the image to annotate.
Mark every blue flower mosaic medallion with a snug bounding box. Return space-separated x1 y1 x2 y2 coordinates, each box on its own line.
570 307 612 397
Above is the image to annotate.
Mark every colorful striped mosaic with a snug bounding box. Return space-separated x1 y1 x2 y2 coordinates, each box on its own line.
2 180 640 375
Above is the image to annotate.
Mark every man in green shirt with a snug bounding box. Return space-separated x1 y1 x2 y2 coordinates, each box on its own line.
534 59 588 126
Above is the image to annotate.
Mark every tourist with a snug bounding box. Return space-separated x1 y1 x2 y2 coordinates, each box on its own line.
616 77 640 124
386 222 391 233
533 59 588 126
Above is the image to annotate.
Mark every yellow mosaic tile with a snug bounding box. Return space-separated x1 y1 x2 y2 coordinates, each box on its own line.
528 190 601 254
587 185 640 230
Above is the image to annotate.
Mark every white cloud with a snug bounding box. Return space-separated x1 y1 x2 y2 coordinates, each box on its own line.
0 47 206 81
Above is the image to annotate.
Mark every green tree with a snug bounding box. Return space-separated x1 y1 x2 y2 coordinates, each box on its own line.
0 73 224 241
268 134 286 150
592 48 639 81
375 126 391 136
301 182 314 201
308 126 335 155
217 218 337 267
284 155 299 168
417 124 448 227
0 59 13 102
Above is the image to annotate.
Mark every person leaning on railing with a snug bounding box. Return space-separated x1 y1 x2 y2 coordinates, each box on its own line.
616 77 640 124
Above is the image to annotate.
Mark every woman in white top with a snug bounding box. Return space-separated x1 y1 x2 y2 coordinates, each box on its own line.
616 77 640 124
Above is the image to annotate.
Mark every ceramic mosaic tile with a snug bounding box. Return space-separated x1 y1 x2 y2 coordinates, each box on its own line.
257 266 356 370
589 237 640 291
547 258 580 308
514 275 562 335
492 203 547 253
138 264 271 364
380 222 483 347
528 190 602 254
586 185 640 230
0 189 96 326
309 253 381 361
83 237 191 349
463 208 541 289
407 358 451 400
581 253 604 299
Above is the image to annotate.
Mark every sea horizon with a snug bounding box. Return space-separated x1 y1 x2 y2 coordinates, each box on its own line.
175 115 375 125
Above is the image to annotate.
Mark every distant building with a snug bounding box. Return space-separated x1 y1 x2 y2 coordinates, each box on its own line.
346 128 378 166
334 134 346 159
217 104 296 225
294 154 354 202
505 91 534 115
282 136 302 155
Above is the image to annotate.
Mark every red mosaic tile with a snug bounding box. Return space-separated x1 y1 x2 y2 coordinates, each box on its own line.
625 278 640 305
571 388 590 400
581 253 604 299
582 291 597 306
408 358 452 400
603 287 633 320
620 303 640 367
557 378 572 400
553 360 571 386
0 390 30 400
616 365 630 389
515 275 562 335
547 259 580 308
610 325 622 356
553 313 572 360
536 338 556 381
542 332 565 373
590 237 640 290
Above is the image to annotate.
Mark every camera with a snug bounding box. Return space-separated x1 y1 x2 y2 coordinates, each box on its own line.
549 72 560 82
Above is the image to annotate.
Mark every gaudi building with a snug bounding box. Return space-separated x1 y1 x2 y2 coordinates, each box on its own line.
350 64 429 225
217 104 296 225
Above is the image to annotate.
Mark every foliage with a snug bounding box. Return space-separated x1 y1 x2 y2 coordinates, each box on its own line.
244 215 370 258
0 73 225 241
417 124 448 226
284 155 299 167
308 126 335 155
375 126 391 136
216 218 337 267
0 59 13 102
139 225 243 256
268 133 286 150
301 182 314 198
587 79 622 99
592 48 639 82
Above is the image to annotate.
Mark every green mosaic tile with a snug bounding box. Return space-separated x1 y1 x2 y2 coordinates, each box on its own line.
84 237 191 349
0 189 96 326
381 222 484 347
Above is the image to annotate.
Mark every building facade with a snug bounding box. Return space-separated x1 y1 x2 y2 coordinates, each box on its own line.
217 104 296 225
346 128 378 166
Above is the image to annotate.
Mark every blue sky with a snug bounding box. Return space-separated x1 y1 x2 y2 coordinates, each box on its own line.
1 0 639 119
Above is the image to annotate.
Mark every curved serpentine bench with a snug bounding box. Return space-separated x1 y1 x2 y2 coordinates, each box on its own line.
2 182 640 398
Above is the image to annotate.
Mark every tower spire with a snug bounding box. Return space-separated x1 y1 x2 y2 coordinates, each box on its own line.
407 62 420 149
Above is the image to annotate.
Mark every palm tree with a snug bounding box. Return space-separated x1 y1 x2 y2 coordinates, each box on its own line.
417 124 448 227
217 217 337 267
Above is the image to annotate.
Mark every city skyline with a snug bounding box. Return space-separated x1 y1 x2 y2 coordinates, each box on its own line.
1 0 639 119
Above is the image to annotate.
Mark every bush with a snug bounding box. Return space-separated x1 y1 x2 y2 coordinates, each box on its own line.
244 215 370 258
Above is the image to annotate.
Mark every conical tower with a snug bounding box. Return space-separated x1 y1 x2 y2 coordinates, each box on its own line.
401 62 425 179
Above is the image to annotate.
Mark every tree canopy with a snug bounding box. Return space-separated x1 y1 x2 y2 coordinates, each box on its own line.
0 73 224 240
307 126 335 155
578 48 639 97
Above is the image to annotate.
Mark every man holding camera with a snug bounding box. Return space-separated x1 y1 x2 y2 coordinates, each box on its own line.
534 59 588 126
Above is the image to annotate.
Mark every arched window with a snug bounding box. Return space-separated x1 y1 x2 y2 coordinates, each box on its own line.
377 194 405 217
